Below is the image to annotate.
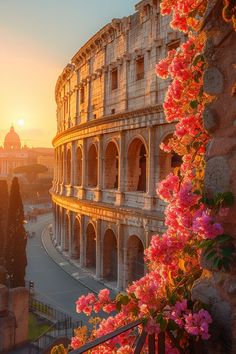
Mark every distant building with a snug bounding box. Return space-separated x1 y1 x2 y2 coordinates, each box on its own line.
51 0 183 290
0 126 37 180
0 126 54 181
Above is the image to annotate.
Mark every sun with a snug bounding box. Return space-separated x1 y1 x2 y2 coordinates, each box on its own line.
17 119 25 127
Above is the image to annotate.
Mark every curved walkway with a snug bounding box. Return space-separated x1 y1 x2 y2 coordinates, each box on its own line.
41 222 117 297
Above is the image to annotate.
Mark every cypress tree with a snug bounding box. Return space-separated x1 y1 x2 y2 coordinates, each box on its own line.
0 180 9 266
5 177 27 288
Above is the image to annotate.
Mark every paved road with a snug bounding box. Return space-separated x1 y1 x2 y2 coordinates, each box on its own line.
25 214 88 323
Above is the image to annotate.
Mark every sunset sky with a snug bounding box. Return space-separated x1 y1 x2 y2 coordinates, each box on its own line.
0 0 137 147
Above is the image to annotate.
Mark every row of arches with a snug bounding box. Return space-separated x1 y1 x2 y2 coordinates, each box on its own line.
61 137 148 192
57 211 145 287
56 134 182 196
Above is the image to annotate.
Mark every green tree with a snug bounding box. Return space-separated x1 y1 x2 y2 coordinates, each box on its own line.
5 177 27 287
0 180 9 266
14 163 48 184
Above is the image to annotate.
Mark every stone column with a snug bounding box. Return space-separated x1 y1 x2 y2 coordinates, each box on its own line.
94 135 103 202
71 142 76 195
117 222 124 291
115 132 125 205
81 139 87 199
80 215 85 267
60 209 66 251
145 126 155 210
69 211 74 257
123 245 128 290
95 219 102 279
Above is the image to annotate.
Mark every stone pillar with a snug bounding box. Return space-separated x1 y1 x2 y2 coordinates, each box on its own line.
81 139 87 199
191 3 236 353
60 209 66 251
9 287 29 347
94 135 103 202
145 126 155 210
123 245 128 290
71 141 76 192
69 211 74 257
95 219 102 279
80 215 85 267
115 132 125 205
117 222 124 290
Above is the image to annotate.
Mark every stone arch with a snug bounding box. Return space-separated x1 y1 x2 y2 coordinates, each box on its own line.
72 217 80 259
65 213 70 251
66 149 71 185
159 134 182 181
127 137 147 192
86 223 96 269
104 141 119 189
127 235 144 283
103 229 117 281
87 144 98 187
56 205 61 246
75 146 82 186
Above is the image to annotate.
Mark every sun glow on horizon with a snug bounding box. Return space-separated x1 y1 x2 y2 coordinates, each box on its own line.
17 118 25 127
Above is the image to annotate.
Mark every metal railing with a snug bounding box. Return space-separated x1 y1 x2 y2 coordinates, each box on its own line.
68 318 205 354
29 296 82 353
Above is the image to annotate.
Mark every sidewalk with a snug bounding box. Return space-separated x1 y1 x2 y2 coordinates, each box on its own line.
41 224 117 298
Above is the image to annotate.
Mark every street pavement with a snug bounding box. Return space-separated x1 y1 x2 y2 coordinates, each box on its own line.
25 213 116 324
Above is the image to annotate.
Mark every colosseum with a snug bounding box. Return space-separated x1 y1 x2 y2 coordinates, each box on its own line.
51 0 183 291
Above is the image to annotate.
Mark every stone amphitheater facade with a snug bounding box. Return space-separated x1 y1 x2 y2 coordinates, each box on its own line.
51 0 183 290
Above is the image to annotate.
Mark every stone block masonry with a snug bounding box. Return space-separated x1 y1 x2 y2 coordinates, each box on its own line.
51 0 184 291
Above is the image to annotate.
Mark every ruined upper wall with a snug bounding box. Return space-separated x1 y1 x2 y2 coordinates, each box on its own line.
54 0 184 134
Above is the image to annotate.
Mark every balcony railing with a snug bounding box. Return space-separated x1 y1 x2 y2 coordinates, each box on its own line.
68 319 165 354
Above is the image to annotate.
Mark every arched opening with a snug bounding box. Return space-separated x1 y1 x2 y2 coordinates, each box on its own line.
103 229 117 281
86 223 96 269
66 149 71 185
104 142 119 189
65 213 70 251
127 235 144 283
75 147 82 186
73 218 80 259
159 135 182 181
127 138 147 192
87 144 98 187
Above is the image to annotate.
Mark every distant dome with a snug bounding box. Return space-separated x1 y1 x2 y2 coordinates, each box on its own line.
4 126 21 150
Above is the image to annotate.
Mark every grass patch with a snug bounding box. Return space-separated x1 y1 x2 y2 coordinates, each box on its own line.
28 312 52 341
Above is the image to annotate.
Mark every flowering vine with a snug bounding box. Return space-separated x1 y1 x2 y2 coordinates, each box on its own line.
52 1 235 353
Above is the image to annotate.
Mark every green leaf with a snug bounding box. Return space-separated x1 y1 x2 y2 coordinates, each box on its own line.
216 234 233 243
190 100 198 109
222 192 234 206
193 54 205 66
205 249 217 260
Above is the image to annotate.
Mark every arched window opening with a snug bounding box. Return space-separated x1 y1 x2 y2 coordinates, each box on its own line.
87 145 98 187
127 235 144 284
159 135 182 181
86 223 96 269
66 150 71 185
75 147 82 186
104 142 119 189
127 139 147 192
103 229 117 281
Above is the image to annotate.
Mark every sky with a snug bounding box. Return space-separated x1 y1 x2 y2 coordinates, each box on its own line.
0 0 137 147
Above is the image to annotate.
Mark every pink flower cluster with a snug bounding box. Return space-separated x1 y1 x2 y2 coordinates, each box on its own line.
169 300 212 340
193 211 224 239
76 289 116 317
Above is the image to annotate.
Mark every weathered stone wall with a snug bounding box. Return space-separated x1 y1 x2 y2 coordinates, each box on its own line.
193 1 236 353
0 284 29 352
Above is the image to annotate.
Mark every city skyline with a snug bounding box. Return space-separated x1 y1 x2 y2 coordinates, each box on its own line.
0 0 137 147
